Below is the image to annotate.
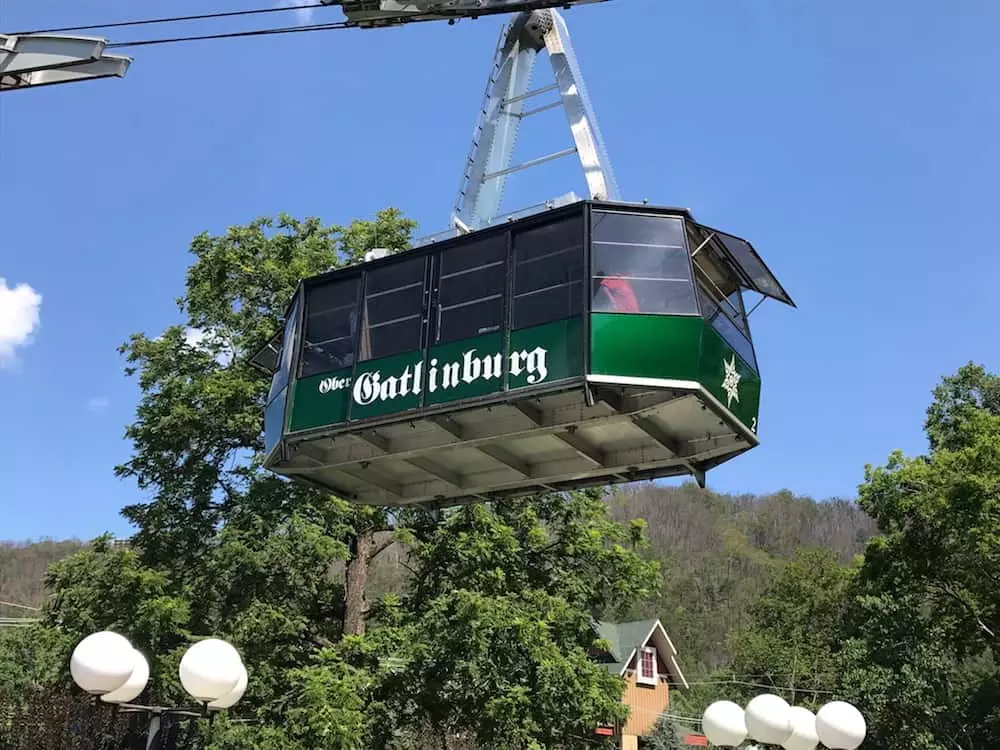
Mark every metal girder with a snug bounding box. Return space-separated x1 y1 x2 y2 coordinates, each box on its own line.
0 34 131 92
453 7 618 230
336 0 607 28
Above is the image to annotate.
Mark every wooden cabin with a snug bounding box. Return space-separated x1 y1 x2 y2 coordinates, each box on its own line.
593 619 689 749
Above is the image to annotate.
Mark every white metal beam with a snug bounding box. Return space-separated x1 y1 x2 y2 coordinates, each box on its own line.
453 8 617 230
0 34 130 93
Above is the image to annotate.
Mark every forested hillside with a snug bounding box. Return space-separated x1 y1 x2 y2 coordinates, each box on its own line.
0 541 82 611
0 484 876 673
608 485 877 672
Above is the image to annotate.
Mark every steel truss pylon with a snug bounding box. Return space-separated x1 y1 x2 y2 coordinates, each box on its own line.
452 8 619 232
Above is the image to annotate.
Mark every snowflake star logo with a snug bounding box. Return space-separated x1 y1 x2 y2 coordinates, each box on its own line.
721 354 741 408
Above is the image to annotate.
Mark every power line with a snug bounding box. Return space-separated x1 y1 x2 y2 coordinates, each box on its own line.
105 20 353 49
11 4 334 36
0 600 40 611
683 679 838 696
103 12 450 49
14 2 596 51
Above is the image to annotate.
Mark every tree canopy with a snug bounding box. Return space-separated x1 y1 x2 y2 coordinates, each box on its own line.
5 210 661 749
2 206 997 750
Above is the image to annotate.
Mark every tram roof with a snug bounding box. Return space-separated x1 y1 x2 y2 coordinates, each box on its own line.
301 200 695 288
248 199 794 375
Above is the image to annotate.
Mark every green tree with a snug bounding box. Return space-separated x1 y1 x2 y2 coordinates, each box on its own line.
115 211 416 641
36 211 417 747
727 547 855 708
0 626 68 706
642 716 686 750
28 209 663 749
838 363 1000 750
373 495 660 748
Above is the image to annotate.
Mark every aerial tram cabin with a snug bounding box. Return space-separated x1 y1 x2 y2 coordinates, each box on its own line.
252 200 794 507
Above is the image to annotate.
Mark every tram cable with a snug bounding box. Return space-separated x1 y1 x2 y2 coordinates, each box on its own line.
13 1 588 50
103 12 454 49
10 3 333 36
106 20 353 49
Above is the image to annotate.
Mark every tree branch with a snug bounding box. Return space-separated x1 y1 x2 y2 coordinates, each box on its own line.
932 583 997 641
369 535 397 562
312 634 335 649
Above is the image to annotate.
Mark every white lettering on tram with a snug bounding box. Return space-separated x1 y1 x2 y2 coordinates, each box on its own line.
352 361 425 407
321 345 550 406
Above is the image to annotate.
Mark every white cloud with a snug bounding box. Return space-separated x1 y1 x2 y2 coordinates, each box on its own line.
0 278 42 369
277 0 315 22
86 397 110 412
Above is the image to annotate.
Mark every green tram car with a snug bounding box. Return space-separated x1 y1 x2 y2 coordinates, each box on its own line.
253 200 794 507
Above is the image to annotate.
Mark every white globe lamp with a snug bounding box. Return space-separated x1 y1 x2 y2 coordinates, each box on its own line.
100 649 150 704
701 700 747 747
816 701 867 750
207 662 248 710
781 706 819 750
745 693 793 744
70 631 136 695
179 638 243 703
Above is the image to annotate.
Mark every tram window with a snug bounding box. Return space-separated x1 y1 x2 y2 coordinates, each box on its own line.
512 216 584 330
715 231 792 305
590 212 697 315
269 297 299 402
698 283 757 371
436 235 506 344
687 223 741 298
359 256 426 361
300 277 361 377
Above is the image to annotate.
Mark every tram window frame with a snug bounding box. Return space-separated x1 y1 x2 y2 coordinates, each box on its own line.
434 233 507 345
689 223 758 371
589 211 699 316
357 256 428 362
268 295 300 404
511 214 585 331
299 276 362 377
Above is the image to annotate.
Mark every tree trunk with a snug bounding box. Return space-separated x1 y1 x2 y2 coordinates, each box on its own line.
343 529 375 636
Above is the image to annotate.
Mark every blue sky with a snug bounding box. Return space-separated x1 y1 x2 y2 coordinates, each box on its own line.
1 0 997 541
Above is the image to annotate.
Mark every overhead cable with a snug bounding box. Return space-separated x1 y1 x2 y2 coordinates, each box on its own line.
106 20 352 49
104 13 446 49
11 3 333 36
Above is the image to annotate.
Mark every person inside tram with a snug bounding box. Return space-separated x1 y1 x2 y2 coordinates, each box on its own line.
593 269 640 313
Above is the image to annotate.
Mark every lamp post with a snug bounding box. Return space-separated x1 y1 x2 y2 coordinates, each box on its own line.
700 693 867 750
70 631 248 749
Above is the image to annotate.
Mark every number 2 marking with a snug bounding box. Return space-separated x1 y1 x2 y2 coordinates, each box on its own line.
750 417 757 433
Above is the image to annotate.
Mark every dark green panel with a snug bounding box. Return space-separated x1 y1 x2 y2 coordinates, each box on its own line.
425 332 504 406
286 320 583 433
509 317 582 390
589 313 703 382
350 351 426 420
699 325 761 432
289 367 352 432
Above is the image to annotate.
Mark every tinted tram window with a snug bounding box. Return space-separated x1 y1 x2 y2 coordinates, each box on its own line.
300 277 361 377
436 234 506 344
590 212 697 315
697 283 757 371
512 215 584 330
359 256 427 361
687 221 757 370
269 297 300 402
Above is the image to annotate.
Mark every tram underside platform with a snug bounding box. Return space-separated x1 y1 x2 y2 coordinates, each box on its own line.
273 379 758 507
